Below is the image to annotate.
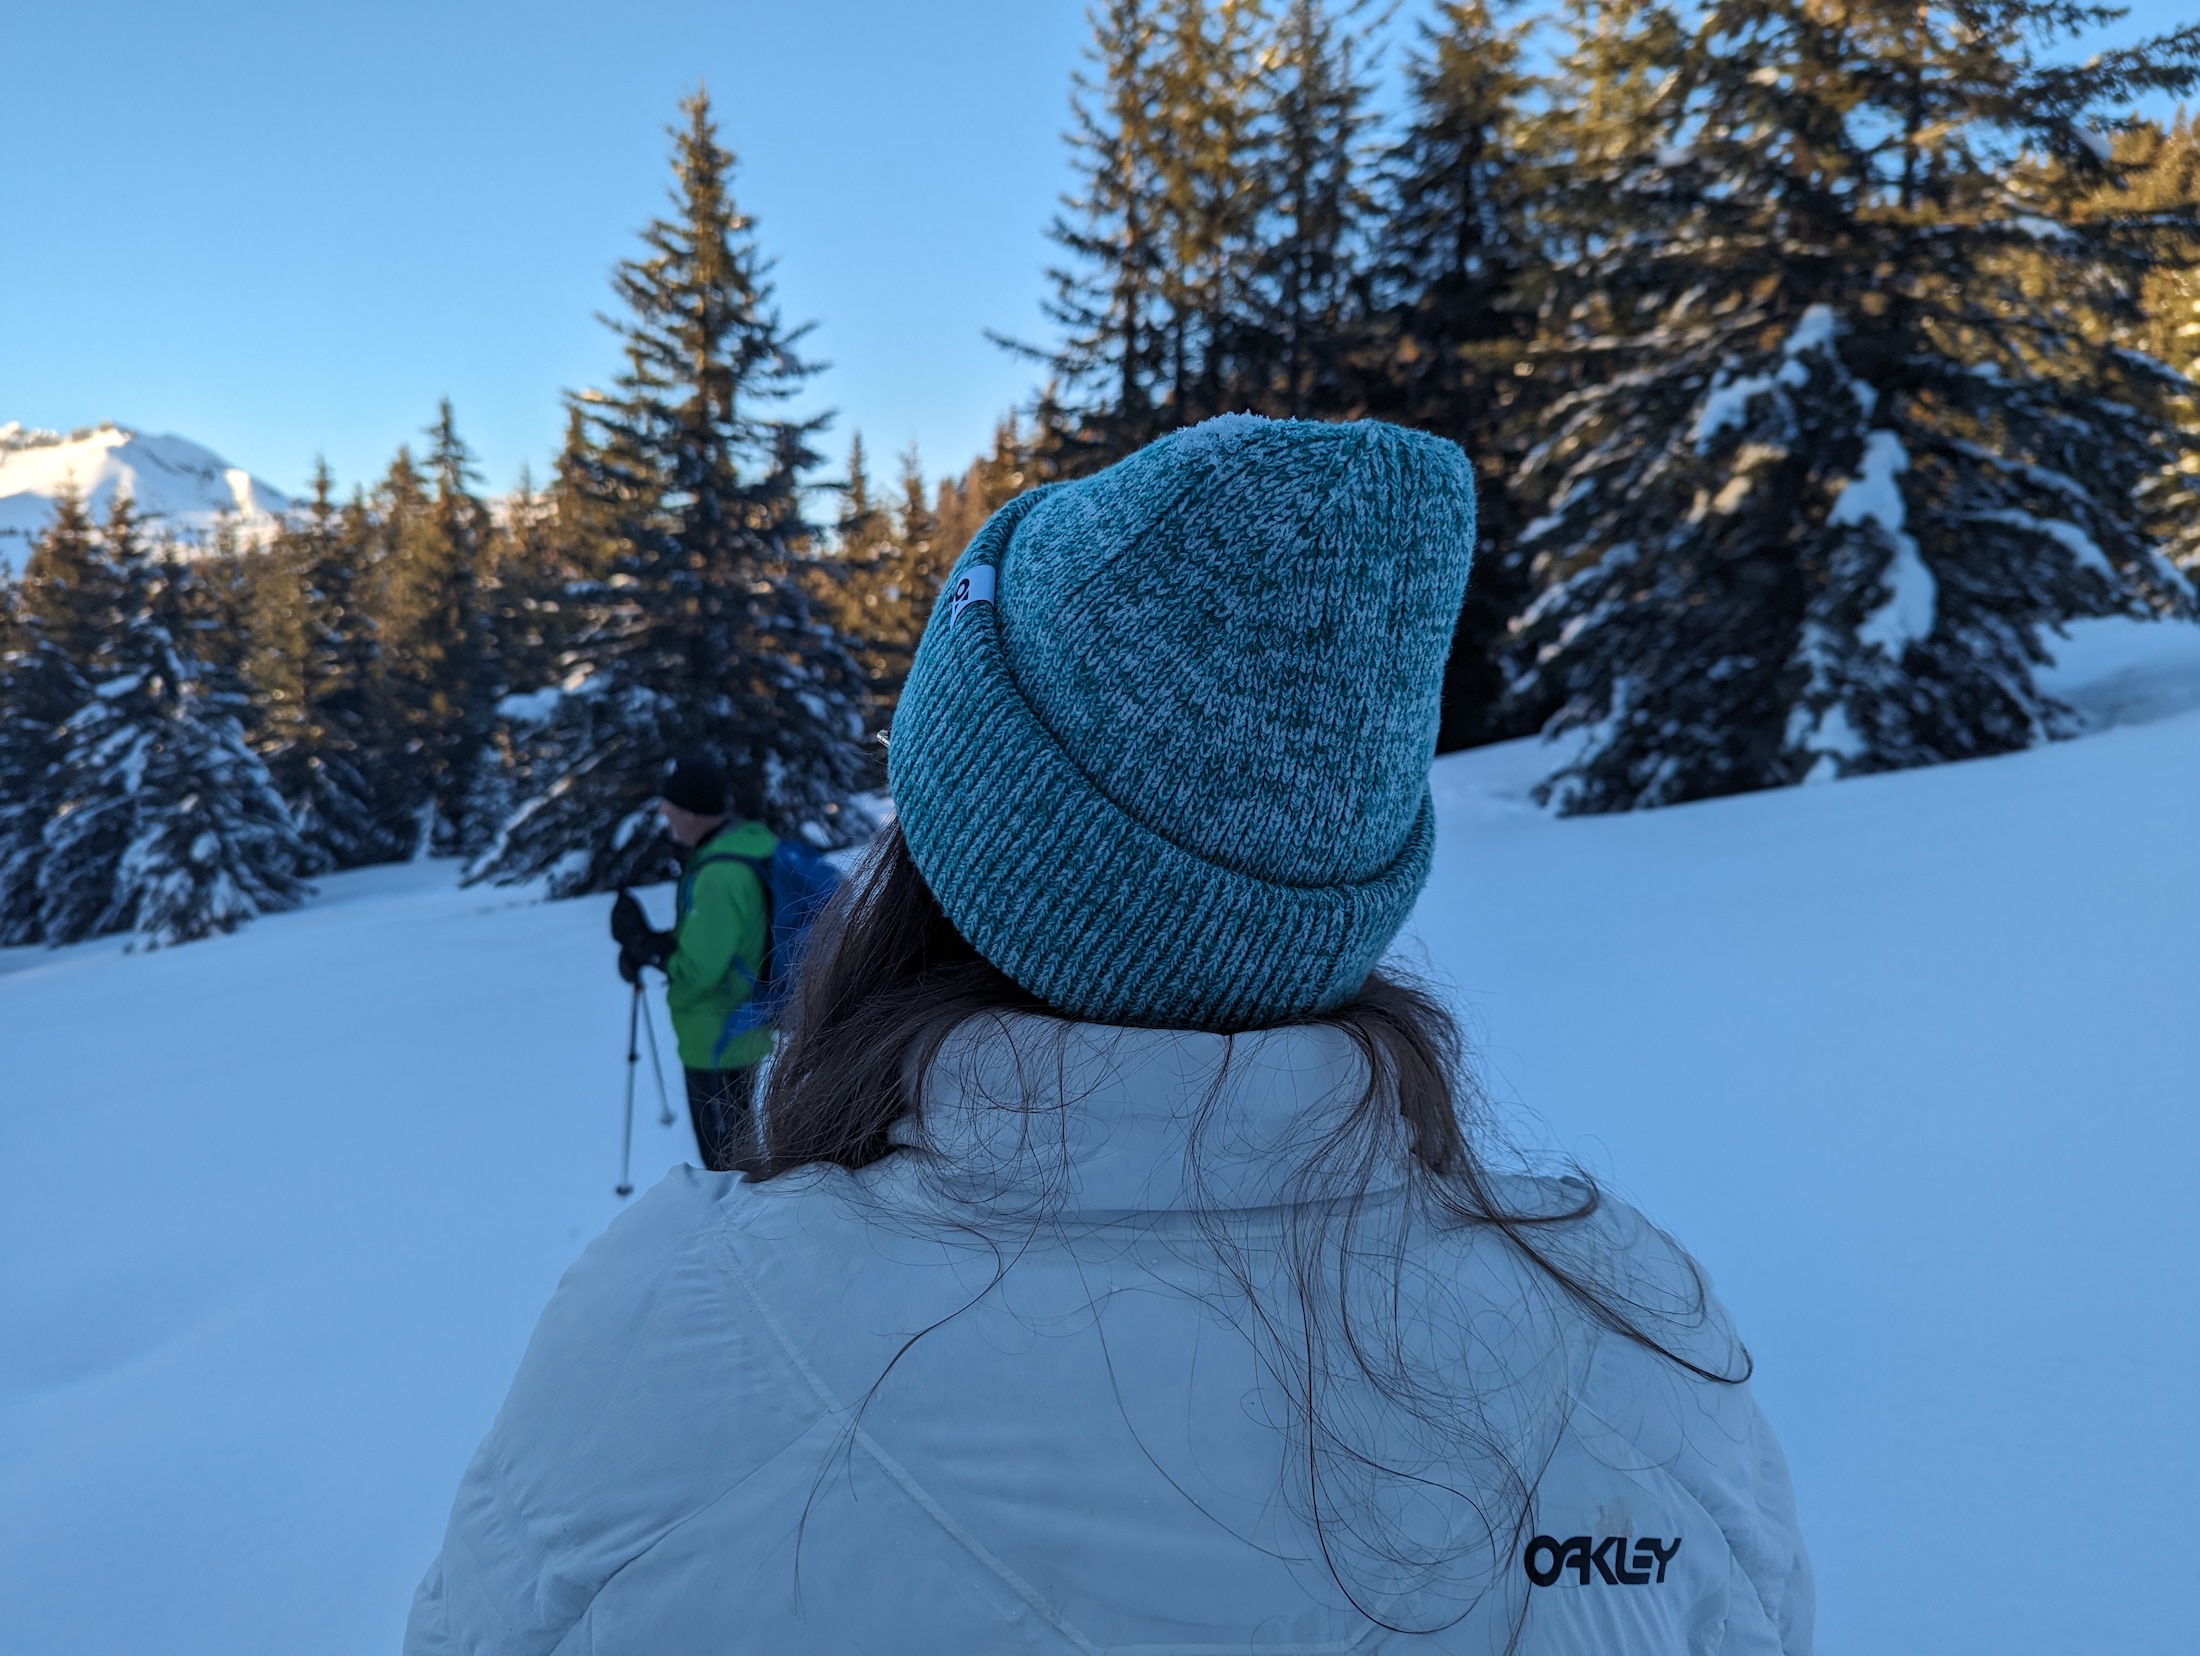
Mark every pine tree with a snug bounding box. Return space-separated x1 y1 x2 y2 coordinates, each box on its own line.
419 403 506 851
2108 116 2200 570
1157 0 1274 420
1245 0 1380 419
543 403 620 585
474 90 870 896
1028 0 1181 463
0 491 109 942
171 516 261 693
365 408 504 855
0 579 47 944
0 571 65 944
1031 0 1540 749
244 463 406 870
813 429 1015 717
1507 0 2200 813
807 432 906 710
493 461 585 695
480 452 621 827
17 486 123 664
932 415 1045 554
838 432 887 552
239 533 311 792
1361 0 1542 750
357 445 438 844
483 420 627 716
1030 0 1279 467
35 497 310 949
884 444 956 658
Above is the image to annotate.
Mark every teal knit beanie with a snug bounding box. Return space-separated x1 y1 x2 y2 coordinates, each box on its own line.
888 414 1477 1030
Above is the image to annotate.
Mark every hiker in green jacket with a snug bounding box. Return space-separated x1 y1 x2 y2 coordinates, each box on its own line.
610 755 775 1175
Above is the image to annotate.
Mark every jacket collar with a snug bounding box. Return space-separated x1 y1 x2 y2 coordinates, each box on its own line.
685 820 740 863
888 1015 1411 1219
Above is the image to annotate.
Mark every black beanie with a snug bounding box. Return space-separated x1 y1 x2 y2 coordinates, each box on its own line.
659 754 729 816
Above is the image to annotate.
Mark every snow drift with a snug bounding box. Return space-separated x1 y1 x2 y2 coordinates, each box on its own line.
1 621 2197 1654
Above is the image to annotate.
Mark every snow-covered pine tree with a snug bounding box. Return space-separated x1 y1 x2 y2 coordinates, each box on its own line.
0 490 112 943
1508 0 2200 812
471 91 869 896
1360 0 1542 750
0 574 65 944
0 577 33 933
35 497 311 949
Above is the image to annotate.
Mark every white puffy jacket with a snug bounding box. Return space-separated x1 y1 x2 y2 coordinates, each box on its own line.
406 1018 1811 1654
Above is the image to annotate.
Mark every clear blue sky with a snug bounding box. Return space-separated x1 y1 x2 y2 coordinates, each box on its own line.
2 0 2187 501
1 0 1091 497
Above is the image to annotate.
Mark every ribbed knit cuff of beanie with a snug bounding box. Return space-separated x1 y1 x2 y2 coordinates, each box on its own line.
888 414 1477 1032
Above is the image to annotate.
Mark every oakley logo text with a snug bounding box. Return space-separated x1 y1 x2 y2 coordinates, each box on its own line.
1523 1534 1682 1587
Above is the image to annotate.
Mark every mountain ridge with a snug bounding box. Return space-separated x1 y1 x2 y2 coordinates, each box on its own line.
0 422 291 569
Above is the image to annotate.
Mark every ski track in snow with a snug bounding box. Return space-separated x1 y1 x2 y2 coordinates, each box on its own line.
4 622 2200 1654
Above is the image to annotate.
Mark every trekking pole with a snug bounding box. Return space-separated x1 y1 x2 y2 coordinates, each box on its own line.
639 981 675 1126
615 981 641 1198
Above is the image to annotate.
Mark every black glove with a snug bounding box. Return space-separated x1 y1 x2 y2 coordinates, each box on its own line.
617 927 675 985
610 889 648 947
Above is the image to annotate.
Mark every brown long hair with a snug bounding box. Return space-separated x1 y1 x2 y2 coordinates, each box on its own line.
759 822 1746 1637
759 821 1476 1178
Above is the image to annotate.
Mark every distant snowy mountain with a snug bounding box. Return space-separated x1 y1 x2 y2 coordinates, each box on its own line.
0 422 291 569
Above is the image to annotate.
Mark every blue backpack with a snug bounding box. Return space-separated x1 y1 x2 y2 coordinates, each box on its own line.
698 836 843 1058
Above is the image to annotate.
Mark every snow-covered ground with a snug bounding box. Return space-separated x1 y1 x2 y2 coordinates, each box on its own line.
4 619 2197 1655
0 422 290 568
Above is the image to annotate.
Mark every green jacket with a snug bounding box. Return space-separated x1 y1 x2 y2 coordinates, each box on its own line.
666 820 776 1071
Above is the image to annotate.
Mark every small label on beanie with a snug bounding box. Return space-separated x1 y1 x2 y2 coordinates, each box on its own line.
948 565 997 625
